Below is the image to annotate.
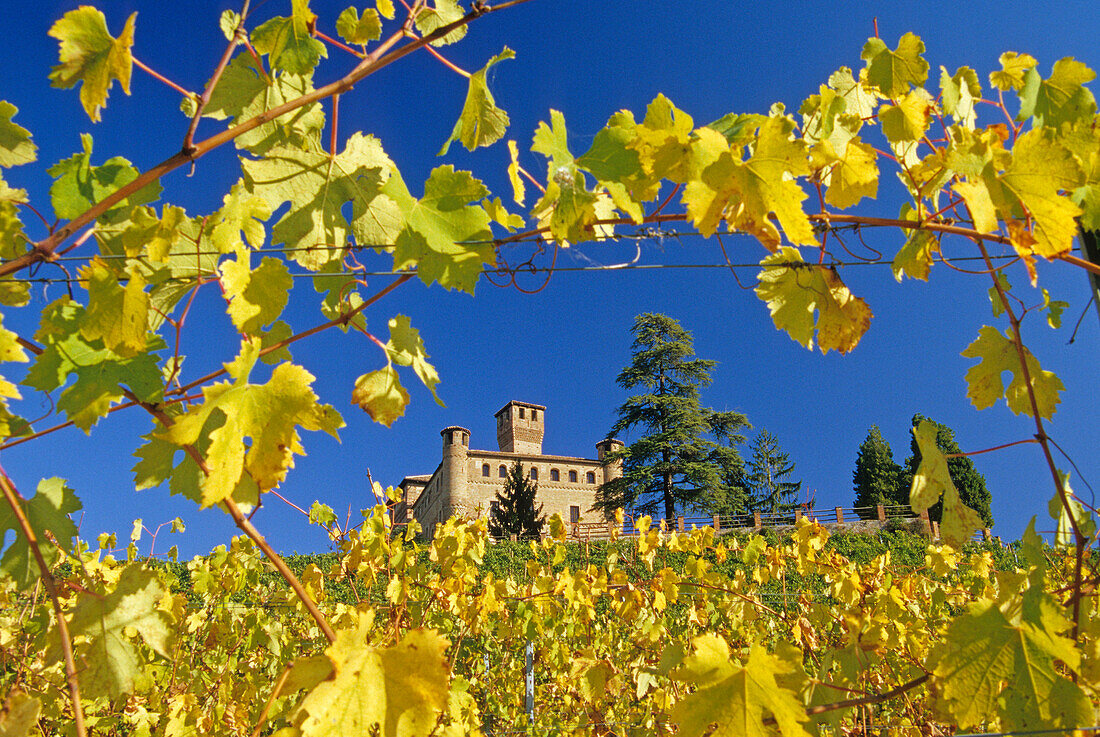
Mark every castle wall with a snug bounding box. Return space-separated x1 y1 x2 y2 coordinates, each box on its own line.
458 452 611 524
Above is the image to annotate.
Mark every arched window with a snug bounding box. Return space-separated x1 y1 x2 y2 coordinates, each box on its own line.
569 470 577 483
586 471 595 484
482 463 490 477
550 469 560 482
498 465 507 478
530 467 538 480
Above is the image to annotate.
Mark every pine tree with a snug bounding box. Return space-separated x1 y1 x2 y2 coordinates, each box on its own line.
595 314 750 521
902 414 994 526
746 430 801 514
851 425 906 517
488 461 545 539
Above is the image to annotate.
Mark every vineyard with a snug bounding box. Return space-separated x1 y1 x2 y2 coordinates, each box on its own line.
0 0 1097 735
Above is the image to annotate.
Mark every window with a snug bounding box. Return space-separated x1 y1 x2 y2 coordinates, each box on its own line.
531 409 538 420
498 465 507 478
482 463 490 477
550 469 559 482
530 467 538 480
570 505 580 524
586 471 595 484
519 407 525 419
569 470 577 483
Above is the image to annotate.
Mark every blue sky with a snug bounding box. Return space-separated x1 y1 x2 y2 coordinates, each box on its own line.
0 1 1096 556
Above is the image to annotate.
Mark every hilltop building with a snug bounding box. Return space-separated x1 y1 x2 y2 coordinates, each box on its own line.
396 401 623 537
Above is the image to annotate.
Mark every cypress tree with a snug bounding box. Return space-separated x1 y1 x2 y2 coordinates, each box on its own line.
488 461 545 539
852 425 906 517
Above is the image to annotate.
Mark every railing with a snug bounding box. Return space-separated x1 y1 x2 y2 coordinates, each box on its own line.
562 504 921 541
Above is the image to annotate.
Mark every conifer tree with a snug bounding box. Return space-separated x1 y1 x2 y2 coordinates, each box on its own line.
852 425 906 517
488 461 545 539
595 313 750 521
902 414 994 526
746 429 801 514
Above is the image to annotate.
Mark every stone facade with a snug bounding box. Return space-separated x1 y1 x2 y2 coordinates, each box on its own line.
396 401 623 538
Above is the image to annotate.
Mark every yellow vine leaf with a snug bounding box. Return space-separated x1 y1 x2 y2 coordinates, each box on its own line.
158 338 343 506
220 255 292 336
821 137 879 209
879 88 933 143
0 690 40 737
908 420 983 547
47 7 136 122
78 258 149 358
953 180 998 233
439 48 514 155
299 623 450 737
990 51 1038 92
961 325 1063 419
755 247 872 354
671 636 811 737
385 315 443 405
353 365 410 427
860 32 929 99
506 140 525 205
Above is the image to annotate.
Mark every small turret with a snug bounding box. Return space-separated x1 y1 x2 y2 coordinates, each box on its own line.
596 438 624 482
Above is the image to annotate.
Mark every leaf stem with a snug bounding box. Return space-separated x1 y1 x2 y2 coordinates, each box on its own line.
132 56 194 98
421 43 471 77
183 0 250 152
0 470 87 737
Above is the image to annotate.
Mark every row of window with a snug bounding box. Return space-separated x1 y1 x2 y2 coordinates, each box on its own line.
491 501 582 524
481 463 595 484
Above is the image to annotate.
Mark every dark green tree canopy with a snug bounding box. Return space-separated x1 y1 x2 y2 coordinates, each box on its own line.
746 429 801 515
903 414 994 527
488 461 545 539
852 425 907 517
595 313 750 521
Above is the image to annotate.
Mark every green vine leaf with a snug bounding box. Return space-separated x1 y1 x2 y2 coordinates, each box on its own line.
961 325 1064 419
221 255 293 335
352 365 410 427
1017 58 1097 128
158 338 343 507
414 0 467 47
385 315 443 405
860 32 929 99
439 47 514 155
0 478 80 590
79 258 150 358
47 134 162 222
0 102 36 168
251 0 327 75
0 690 41 736
47 7 136 122
336 6 383 45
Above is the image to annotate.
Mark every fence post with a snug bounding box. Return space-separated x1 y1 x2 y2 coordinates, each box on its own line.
794 509 802 524
932 520 940 540
677 516 685 533
983 528 992 542
835 507 844 525
876 504 886 522
713 514 721 531
510 534 517 542
525 640 534 725
608 521 615 537
753 511 761 530
920 509 932 538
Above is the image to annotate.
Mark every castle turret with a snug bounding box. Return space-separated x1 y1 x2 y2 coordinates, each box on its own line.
596 438 624 483
440 426 469 513
495 401 545 454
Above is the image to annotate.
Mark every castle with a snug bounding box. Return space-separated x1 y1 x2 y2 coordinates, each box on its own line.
396 401 623 537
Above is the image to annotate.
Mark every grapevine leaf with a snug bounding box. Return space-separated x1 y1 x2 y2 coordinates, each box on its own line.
990 129 1083 260
1017 58 1097 128
47 134 162 222
1049 473 1096 547
158 338 343 506
204 54 325 154
954 180 998 233
961 325 1063 419
860 32 928 99
483 197 524 230
891 204 942 281
671 636 811 737
120 205 188 263
0 478 80 590
532 109 574 169
352 366 410 427
439 48 514 155
23 298 164 432
65 566 173 698
879 88 933 142
908 420 983 547
828 67 880 120
277 655 334 697
414 0 467 47
386 165 494 293
575 110 647 221
221 255 292 335
1072 184 1100 230
940 66 980 129
822 138 878 209
219 10 241 40
385 315 443 405
1040 288 1068 329
336 7 382 45
0 102 36 168
629 94 695 186
208 181 272 254
990 52 1037 92
242 133 402 269
754 246 872 354
928 594 1090 730
47 7 136 122
79 258 149 357
251 0 327 75
683 119 817 248
506 140 525 205
299 623 450 737
377 0 396 19
0 690 40 736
